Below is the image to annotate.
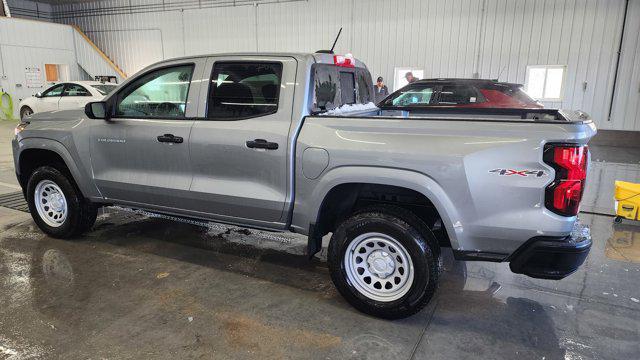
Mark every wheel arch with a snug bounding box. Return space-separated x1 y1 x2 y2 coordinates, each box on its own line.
19 102 35 119
303 166 462 257
16 139 99 199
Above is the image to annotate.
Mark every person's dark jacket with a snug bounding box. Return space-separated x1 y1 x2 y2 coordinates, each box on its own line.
375 85 389 103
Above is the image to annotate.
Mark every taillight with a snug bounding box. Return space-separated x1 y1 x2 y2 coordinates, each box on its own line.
544 144 588 216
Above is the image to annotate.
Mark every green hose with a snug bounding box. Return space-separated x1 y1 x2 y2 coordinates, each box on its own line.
0 91 14 120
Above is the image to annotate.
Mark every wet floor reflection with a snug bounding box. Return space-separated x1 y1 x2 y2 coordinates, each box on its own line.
424 251 566 359
607 222 640 263
0 210 638 359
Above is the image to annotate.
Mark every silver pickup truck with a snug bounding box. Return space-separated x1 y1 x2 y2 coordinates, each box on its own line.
12 52 596 319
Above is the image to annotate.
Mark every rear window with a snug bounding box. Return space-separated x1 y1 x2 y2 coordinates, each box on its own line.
496 85 537 104
339 72 356 104
312 64 374 111
91 84 117 95
356 68 374 104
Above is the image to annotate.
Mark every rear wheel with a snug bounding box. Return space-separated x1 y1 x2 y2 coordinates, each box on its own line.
328 205 439 319
26 166 97 238
20 106 33 120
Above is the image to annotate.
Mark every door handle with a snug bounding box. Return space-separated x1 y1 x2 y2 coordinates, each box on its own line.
246 139 279 150
157 133 183 144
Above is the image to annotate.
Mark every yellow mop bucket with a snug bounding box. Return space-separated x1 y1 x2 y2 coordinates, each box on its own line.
614 181 640 222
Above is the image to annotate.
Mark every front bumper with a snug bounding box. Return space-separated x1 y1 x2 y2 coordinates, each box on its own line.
509 220 591 280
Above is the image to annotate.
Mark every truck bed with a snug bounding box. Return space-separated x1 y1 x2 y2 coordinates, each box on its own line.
293 109 597 257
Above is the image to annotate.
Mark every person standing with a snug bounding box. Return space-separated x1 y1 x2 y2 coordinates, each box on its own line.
405 71 418 84
374 76 389 103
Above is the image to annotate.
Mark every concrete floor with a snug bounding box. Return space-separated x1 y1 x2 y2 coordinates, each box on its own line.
1 120 639 359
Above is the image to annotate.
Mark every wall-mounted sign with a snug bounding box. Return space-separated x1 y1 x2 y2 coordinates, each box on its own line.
25 67 43 88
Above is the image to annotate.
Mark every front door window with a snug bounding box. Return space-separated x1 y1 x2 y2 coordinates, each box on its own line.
115 65 194 119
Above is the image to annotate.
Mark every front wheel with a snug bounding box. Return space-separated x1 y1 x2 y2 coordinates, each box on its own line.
328 205 439 319
26 166 97 238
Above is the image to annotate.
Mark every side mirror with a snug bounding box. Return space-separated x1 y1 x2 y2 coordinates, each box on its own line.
85 101 109 120
34 92 42 98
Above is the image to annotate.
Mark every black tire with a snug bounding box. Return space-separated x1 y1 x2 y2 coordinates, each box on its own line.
328 205 440 319
20 106 33 120
26 166 97 238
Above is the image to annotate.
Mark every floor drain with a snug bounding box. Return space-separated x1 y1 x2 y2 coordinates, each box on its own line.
0 191 29 212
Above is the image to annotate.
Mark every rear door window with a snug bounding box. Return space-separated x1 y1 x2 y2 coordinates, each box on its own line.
207 62 282 120
62 84 91 96
437 85 482 105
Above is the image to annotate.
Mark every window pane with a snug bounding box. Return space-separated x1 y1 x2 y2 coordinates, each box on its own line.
91 84 117 95
313 64 339 110
207 62 282 119
116 65 194 118
526 68 546 99
386 85 435 106
43 84 64 97
339 72 356 105
544 68 564 99
63 84 90 96
438 85 478 105
356 68 374 104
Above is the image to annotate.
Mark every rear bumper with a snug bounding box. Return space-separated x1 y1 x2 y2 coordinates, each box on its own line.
509 220 591 280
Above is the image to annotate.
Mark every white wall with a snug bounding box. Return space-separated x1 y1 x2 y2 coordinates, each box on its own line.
610 0 640 131
0 17 81 119
0 16 125 119
52 0 637 130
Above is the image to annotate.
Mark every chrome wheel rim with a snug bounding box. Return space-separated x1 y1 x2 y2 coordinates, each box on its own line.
22 108 33 118
344 232 414 302
34 180 67 227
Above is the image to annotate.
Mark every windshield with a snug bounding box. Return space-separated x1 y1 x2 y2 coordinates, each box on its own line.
91 84 118 95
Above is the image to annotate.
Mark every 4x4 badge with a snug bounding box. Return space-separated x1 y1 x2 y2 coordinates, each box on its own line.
489 169 548 177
